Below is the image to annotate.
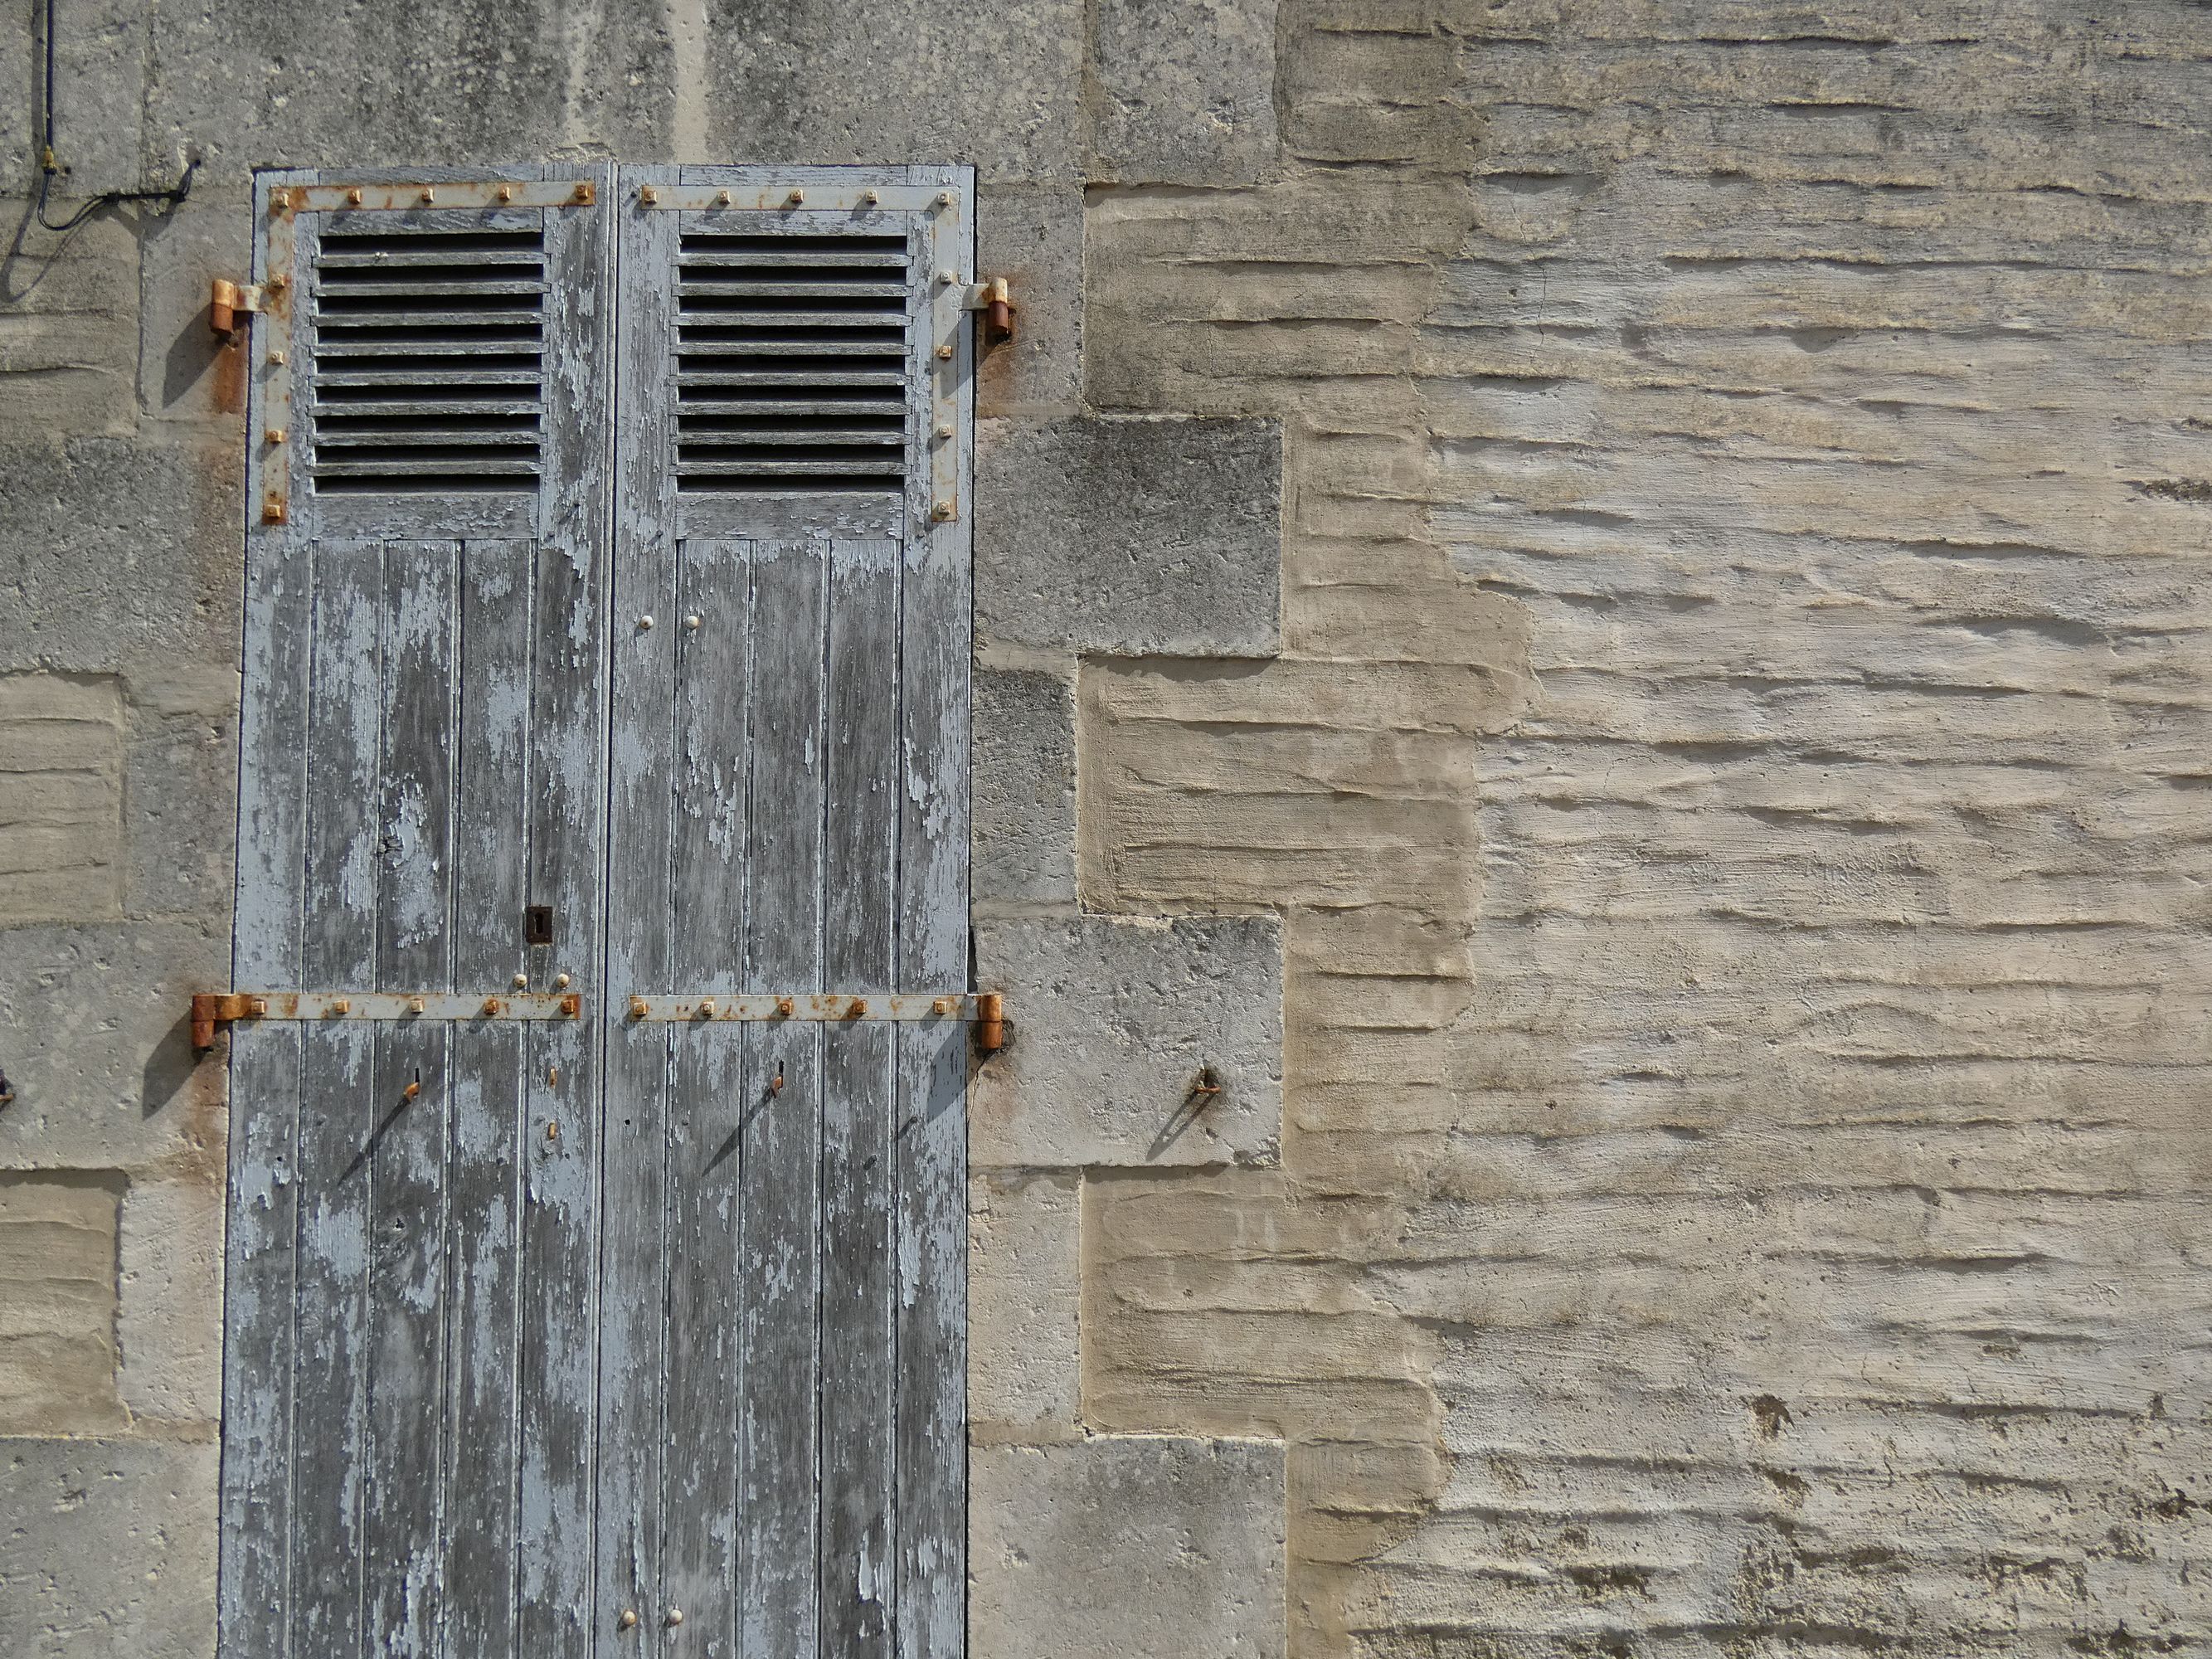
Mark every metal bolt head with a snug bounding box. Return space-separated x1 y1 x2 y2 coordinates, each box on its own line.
572 182 595 205
775 996 795 1018
482 997 502 1015
513 973 529 989
936 190 954 206
408 996 427 1015
640 185 659 205
683 613 701 630
931 996 955 1016
269 188 290 212
262 494 288 525
555 972 571 990
346 187 364 206
638 615 654 630
667 1609 683 1627
630 997 649 1019
863 188 880 206
265 427 286 445
931 499 955 522
937 268 956 285
329 999 350 1016
717 188 732 206
497 183 513 203
933 421 954 440
697 1000 716 1019
935 343 954 361
420 187 435 204
785 189 804 206
619 1609 638 1630
269 348 286 366
547 1121 559 1140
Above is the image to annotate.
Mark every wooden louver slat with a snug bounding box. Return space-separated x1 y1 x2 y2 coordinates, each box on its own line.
673 230 913 494
308 224 547 494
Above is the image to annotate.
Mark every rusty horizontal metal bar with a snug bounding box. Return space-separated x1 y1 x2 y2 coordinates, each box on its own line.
270 180 595 213
622 992 986 1025
648 183 956 213
192 990 582 1048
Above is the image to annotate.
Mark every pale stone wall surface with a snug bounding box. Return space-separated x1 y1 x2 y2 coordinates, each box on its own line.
2 2 2206 1656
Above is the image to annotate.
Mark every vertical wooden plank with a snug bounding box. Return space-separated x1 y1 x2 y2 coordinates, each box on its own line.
897 173 975 1659
596 163 680 1654
367 539 458 1653
292 538 384 1659
220 165 314 1659
662 538 751 1658
521 167 615 1658
821 537 900 1657
739 538 828 1659
445 538 533 1659
221 539 310 1659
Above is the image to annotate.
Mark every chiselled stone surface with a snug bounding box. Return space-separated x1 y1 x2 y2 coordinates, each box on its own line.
1089 0 1281 186
0 1175 127 1433
971 1437 1286 1659
972 915 1282 1169
974 665 1078 912
969 1170 1082 1433
0 1438 216 1658
0 675 126 927
975 416 1282 657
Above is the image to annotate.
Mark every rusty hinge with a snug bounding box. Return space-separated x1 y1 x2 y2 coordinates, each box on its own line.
192 990 583 1050
209 275 285 337
961 278 1015 344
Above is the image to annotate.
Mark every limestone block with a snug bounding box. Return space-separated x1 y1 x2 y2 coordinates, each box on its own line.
47 0 153 197
118 1175 224 1425
0 1175 127 1434
0 922 227 1172
0 216 141 438
972 915 1283 1168
706 0 1085 183
975 417 1282 657
144 1 673 190
0 435 241 669
0 674 126 927
975 666 1078 911
138 202 255 426
971 1437 1286 1659
977 184 1084 419
970 1171 1082 1432
119 664 241 925
0 1437 216 1659
1090 0 1281 185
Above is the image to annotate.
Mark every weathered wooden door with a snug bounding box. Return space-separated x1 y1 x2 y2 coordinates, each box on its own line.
220 163 971 1659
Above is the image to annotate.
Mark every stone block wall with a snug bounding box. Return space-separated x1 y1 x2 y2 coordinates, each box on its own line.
2 1 2209 1655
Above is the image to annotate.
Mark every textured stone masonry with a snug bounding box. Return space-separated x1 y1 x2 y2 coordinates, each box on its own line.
2 2 2209 1656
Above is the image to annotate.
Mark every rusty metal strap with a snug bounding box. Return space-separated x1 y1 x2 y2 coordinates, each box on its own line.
625 990 1000 1030
192 991 581 1048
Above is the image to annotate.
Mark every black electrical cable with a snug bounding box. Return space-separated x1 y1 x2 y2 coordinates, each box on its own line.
35 0 196 233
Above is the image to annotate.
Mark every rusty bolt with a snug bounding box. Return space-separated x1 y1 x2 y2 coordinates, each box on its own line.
931 500 955 522
932 996 955 1017
572 181 595 204
246 997 270 1019
403 1080 421 1101
420 186 435 204
697 1000 717 1019
640 185 659 206
936 190 954 207
935 343 954 361
863 188 880 206
630 997 649 1019
269 187 290 212
269 348 286 366
407 996 427 1015
482 997 502 1016
934 421 954 440
497 183 513 203
328 1000 350 1017
265 427 286 445
262 494 288 525
717 188 732 207
347 187 364 206
775 996 795 1018
547 1121 559 1141
785 189 804 207
849 999 868 1019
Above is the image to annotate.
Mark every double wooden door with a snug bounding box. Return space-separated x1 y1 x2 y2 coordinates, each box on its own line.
217 163 972 1659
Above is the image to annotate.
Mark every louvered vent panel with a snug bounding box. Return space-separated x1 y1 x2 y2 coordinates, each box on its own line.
674 231 912 494
309 225 547 494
